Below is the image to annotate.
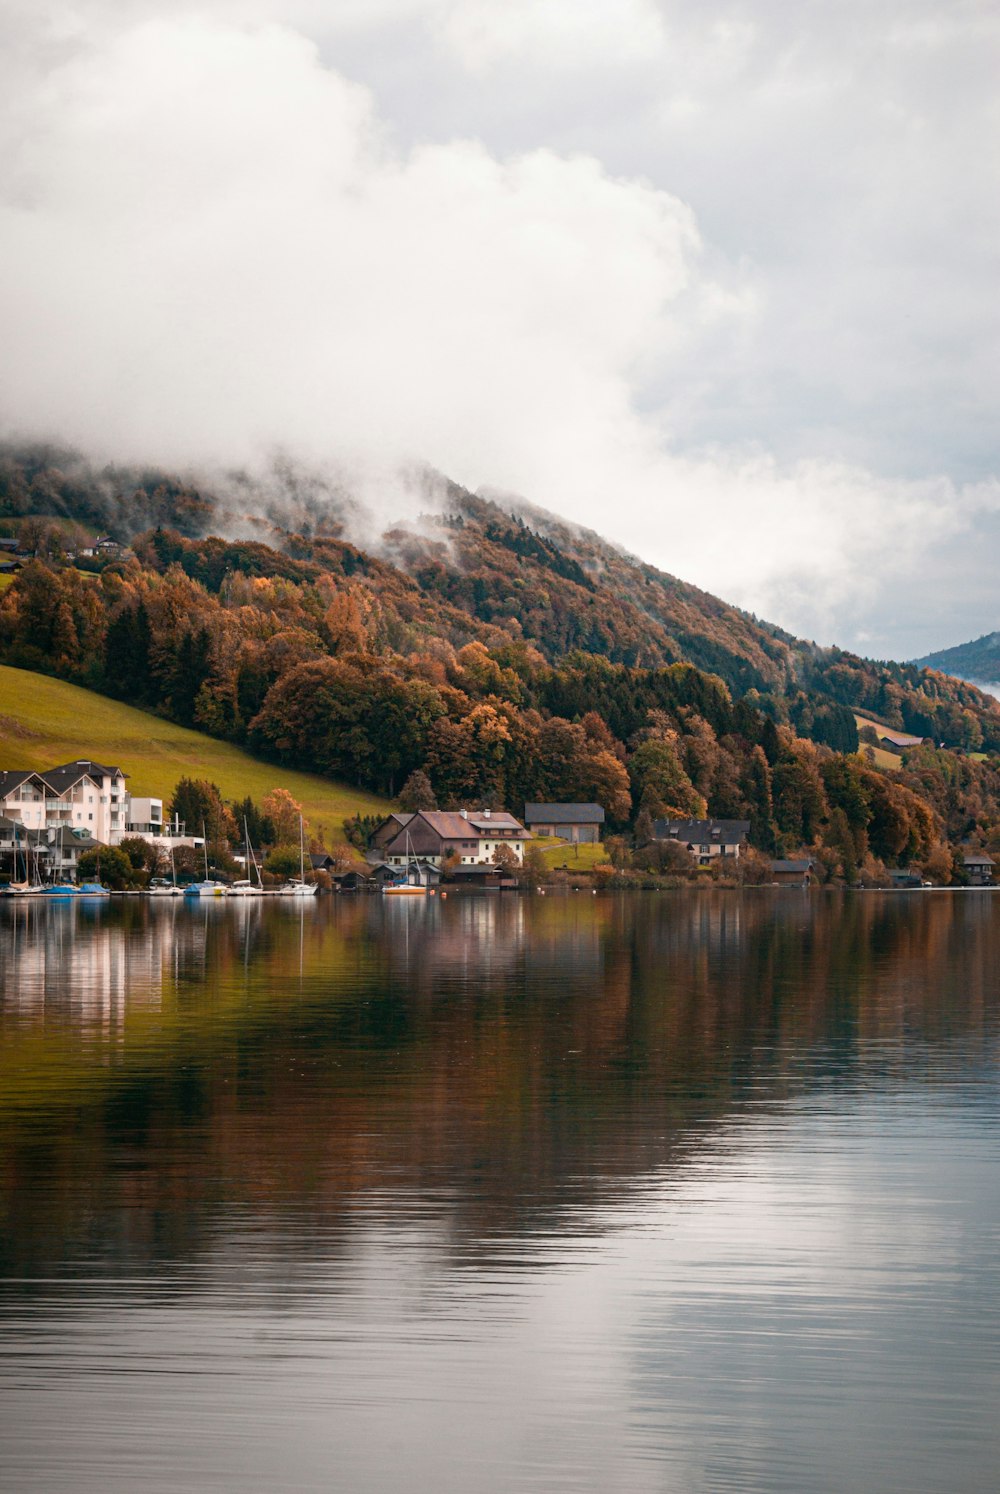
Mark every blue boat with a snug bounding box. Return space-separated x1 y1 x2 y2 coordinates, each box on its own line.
183 880 228 898
77 882 110 897
44 884 78 900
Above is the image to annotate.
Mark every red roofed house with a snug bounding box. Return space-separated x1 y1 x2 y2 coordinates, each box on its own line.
370 809 530 868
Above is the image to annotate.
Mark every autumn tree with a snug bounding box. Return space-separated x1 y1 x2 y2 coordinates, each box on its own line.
261 788 305 846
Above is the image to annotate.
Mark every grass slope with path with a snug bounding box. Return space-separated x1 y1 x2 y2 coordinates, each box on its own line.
0 665 391 843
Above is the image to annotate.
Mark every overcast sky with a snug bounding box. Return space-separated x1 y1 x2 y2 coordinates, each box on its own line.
2 1 998 658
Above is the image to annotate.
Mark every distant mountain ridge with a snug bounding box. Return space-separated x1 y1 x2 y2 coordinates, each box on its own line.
914 632 1000 689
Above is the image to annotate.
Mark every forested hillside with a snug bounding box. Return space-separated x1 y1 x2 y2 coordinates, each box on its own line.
3 442 1000 879
915 632 1000 689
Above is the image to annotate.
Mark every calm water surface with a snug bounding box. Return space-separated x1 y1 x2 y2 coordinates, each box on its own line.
0 890 998 1492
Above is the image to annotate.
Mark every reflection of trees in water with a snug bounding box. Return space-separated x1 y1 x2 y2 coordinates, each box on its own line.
1 892 998 1276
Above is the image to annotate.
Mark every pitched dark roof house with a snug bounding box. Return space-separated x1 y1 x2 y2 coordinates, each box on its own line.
770 858 814 884
372 809 528 866
369 812 414 850
876 728 925 751
524 803 605 843
652 819 750 859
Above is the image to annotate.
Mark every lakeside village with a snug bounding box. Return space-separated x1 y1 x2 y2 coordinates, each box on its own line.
0 756 996 897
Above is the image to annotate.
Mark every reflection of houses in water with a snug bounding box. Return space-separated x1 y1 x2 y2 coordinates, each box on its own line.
367 895 610 989
0 900 187 1034
370 894 529 985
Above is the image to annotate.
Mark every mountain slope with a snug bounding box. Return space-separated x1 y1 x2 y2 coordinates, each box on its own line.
0 664 390 839
3 441 999 754
914 632 1000 688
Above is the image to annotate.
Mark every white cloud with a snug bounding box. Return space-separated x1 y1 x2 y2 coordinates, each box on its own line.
431 0 667 72
0 16 705 476
1 4 998 656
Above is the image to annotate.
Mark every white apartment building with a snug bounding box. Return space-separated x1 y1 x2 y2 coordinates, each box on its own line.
0 760 128 843
0 763 199 850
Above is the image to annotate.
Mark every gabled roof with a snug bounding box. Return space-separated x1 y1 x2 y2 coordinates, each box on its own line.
416 810 476 838
524 803 605 824
465 812 525 833
43 760 127 792
0 770 45 797
654 818 750 845
771 859 813 873
876 729 925 748
963 853 995 866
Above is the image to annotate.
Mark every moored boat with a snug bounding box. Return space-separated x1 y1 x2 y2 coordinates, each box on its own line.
183 880 229 898
277 879 318 898
275 816 319 896
229 879 266 897
381 828 431 896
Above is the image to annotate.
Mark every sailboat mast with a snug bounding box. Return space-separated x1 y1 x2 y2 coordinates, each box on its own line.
202 821 209 881
245 816 260 888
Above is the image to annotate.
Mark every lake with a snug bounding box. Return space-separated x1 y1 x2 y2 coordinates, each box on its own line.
1 890 998 1492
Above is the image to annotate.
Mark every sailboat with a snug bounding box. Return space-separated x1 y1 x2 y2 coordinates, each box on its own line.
383 829 430 896
277 816 318 897
150 839 183 896
183 824 229 897
230 818 267 896
3 823 45 896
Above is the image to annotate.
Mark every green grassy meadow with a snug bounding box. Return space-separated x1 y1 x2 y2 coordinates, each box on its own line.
852 714 903 771
0 665 391 842
537 837 609 870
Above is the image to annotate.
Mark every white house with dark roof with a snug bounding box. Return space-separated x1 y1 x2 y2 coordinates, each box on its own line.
0 761 197 852
652 818 751 865
40 760 129 843
370 809 529 868
0 761 129 842
524 803 605 844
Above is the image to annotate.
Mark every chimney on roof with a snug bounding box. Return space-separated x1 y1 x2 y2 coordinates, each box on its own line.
460 809 468 819
482 808 491 818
